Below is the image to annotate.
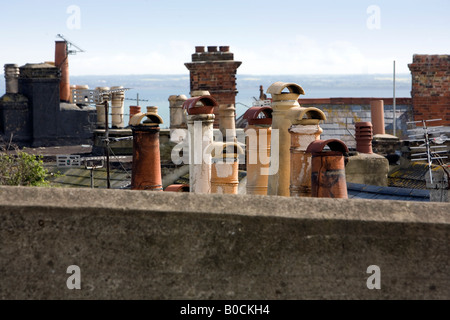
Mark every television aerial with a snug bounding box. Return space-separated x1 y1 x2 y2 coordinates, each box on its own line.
407 119 449 184
125 93 149 106
56 34 85 55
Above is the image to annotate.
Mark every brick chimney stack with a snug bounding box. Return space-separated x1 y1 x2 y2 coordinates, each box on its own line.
408 55 450 126
185 46 242 128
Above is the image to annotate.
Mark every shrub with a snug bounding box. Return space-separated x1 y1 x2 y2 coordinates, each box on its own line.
0 151 50 187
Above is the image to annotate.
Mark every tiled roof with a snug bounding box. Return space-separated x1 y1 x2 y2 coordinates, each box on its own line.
347 182 429 202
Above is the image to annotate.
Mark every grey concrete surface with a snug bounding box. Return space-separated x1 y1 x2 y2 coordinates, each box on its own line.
0 186 449 300
345 153 390 186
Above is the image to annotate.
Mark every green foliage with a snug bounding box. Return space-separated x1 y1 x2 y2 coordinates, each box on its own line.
0 151 50 187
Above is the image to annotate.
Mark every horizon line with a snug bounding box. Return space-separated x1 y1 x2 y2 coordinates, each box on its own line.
62 73 412 78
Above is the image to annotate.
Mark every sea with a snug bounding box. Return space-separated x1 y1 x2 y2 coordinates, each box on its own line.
0 74 411 129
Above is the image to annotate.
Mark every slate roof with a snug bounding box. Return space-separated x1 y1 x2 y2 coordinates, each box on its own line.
388 162 444 190
347 182 430 202
48 167 131 189
174 170 248 186
46 166 431 201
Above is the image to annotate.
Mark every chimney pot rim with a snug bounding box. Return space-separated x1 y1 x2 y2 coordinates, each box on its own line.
306 139 349 155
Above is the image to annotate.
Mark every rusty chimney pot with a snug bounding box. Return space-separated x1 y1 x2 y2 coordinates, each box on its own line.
370 100 385 135
183 96 217 115
207 46 218 53
288 107 326 197
130 108 164 191
306 139 349 199
355 122 374 154
55 41 71 102
129 106 141 126
219 46 230 52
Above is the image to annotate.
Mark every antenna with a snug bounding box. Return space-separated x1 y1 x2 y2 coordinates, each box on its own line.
125 93 149 106
393 60 396 136
56 34 85 55
407 119 449 184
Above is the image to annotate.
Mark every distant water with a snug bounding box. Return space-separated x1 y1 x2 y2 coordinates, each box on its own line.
0 74 411 129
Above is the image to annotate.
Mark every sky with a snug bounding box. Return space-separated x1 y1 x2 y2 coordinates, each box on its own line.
0 0 449 75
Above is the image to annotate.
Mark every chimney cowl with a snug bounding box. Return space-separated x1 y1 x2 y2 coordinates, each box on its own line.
183 95 218 115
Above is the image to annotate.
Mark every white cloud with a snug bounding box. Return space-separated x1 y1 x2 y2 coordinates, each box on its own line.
67 36 410 75
234 36 410 75
69 41 194 75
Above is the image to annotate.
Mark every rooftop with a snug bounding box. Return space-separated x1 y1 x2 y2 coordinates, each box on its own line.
347 182 430 202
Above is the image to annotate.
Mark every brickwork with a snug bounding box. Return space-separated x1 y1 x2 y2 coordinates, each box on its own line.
408 55 450 125
185 46 241 127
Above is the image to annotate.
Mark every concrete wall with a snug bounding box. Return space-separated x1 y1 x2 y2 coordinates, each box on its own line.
345 153 389 186
0 186 449 300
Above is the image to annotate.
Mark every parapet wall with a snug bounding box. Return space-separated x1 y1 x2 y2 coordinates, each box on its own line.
0 186 449 300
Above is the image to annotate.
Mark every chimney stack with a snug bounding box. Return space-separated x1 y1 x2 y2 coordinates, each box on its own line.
185 46 241 128
55 41 70 102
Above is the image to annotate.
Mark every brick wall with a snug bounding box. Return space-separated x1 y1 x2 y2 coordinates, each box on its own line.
185 46 242 127
408 55 450 125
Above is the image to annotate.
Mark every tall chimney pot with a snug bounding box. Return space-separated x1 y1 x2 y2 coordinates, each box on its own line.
4 64 19 94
